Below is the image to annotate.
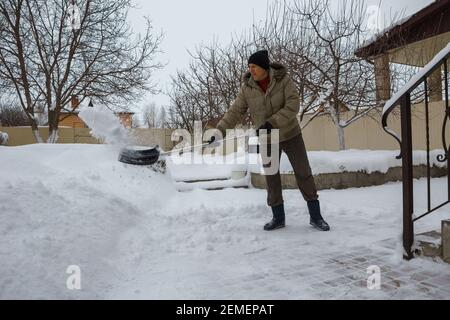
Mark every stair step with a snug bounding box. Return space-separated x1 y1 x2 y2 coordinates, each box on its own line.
415 230 442 258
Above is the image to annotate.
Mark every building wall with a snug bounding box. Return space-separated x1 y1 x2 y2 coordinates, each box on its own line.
130 128 176 151
300 101 449 151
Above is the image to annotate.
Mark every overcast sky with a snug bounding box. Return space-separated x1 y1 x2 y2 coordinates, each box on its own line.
127 0 434 117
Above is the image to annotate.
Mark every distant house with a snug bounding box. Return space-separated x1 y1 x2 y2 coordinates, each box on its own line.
58 111 134 129
114 112 134 128
355 0 450 103
59 111 87 128
59 96 134 128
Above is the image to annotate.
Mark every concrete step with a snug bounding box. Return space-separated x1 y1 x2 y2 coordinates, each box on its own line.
415 220 450 264
415 230 442 258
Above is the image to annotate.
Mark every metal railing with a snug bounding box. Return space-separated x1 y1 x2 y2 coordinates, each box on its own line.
382 43 450 259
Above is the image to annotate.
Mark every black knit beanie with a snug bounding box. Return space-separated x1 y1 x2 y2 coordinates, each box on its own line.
248 50 270 70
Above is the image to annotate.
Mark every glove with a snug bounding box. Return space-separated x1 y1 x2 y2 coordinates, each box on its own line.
256 121 273 136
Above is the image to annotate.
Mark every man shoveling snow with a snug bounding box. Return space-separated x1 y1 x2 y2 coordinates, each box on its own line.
210 50 330 232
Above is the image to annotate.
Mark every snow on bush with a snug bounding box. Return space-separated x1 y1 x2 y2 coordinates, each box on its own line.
247 149 447 175
0 131 8 145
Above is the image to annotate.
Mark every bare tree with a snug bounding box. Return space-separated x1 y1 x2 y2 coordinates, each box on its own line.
157 106 167 128
142 102 157 128
166 0 414 150
0 0 163 142
272 0 379 150
0 103 30 126
141 102 168 128
166 38 255 131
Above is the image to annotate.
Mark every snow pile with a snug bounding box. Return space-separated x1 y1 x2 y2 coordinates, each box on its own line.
78 105 130 145
248 149 447 175
305 149 447 175
0 143 175 299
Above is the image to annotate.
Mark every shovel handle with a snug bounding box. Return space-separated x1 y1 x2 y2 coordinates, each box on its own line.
159 134 250 156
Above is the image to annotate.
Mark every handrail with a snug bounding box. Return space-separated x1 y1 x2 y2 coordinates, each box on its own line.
381 42 450 158
379 42 450 259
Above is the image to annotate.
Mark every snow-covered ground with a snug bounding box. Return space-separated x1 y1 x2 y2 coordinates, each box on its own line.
1 143 450 299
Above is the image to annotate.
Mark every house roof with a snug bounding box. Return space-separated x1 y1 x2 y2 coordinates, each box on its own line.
355 0 450 59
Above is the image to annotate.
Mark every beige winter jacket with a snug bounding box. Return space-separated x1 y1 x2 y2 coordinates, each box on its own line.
217 62 301 142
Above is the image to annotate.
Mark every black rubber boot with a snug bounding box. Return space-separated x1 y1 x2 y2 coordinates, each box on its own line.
307 200 330 231
264 204 285 231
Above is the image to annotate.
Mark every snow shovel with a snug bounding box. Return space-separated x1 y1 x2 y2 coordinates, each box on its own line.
118 133 252 166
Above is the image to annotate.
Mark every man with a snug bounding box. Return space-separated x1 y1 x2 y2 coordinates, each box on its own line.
210 49 330 232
